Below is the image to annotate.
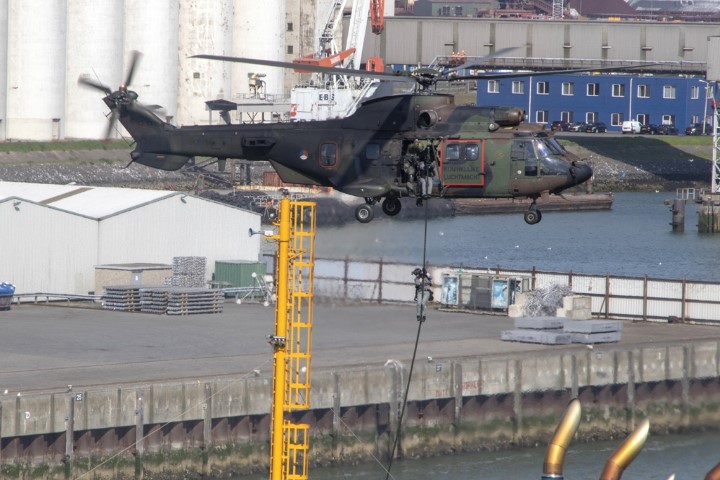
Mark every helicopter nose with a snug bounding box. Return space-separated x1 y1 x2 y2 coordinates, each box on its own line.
570 163 593 185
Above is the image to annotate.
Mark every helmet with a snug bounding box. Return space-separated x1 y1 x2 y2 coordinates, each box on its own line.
412 268 422 276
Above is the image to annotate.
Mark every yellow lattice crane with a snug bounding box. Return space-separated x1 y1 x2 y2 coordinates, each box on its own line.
265 193 316 480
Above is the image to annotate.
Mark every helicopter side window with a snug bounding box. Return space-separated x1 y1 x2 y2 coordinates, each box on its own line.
465 144 479 161
319 143 337 167
366 143 381 160
445 143 460 161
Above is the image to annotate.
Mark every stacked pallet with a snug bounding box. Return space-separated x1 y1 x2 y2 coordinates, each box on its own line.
170 256 207 288
165 288 224 315
103 285 224 315
501 316 622 345
101 285 150 311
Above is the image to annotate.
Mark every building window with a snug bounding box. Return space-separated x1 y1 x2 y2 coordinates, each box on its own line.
287 22 293 32
586 112 598 123
662 114 676 125
562 82 574 95
637 84 650 98
612 84 625 97
691 85 700 99
487 80 499 93
537 81 549 95
611 113 624 126
287 45 294 55
663 85 676 99
587 83 599 96
535 110 548 123
512 81 524 94
637 113 649 124
561 111 573 123
690 115 700 124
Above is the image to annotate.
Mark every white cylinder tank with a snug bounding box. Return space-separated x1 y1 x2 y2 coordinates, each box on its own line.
177 0 233 126
232 0 286 99
6 0 66 140
0 0 8 141
123 0 179 127
65 0 124 139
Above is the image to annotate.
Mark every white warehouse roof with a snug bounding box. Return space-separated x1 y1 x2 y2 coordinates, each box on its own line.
0 182 263 296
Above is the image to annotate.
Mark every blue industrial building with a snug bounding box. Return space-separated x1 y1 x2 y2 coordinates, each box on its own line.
474 74 715 132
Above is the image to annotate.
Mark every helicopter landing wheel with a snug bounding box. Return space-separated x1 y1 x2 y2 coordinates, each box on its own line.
523 209 542 225
355 204 375 223
381 197 402 217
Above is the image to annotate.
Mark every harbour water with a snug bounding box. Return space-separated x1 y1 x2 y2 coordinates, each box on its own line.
315 192 720 282
239 431 720 480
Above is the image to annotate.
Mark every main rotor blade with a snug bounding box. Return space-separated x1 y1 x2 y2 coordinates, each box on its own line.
103 110 118 141
450 62 661 81
124 50 142 88
191 54 411 82
78 76 112 95
445 46 519 73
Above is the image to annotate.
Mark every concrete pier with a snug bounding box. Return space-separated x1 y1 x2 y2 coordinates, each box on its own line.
0 303 719 478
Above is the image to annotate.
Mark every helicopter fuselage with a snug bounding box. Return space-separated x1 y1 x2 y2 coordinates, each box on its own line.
115 92 592 223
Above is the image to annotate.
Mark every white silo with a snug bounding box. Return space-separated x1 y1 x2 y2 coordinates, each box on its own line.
232 0 286 99
0 0 8 141
66 0 124 140
177 0 233 126
5 0 66 140
124 0 179 126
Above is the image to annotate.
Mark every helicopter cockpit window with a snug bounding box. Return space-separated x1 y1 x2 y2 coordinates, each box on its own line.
465 143 479 161
366 143 381 160
511 140 537 176
319 143 337 167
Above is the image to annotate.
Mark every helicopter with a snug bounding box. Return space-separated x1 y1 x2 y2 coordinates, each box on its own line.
79 51 653 224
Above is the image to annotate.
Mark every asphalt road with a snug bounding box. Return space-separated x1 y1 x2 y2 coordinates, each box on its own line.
2 301 719 394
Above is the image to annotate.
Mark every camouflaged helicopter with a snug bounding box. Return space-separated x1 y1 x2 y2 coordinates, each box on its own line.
80 52 652 224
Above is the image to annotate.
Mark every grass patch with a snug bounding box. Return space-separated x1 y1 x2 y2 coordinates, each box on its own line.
0 140 130 153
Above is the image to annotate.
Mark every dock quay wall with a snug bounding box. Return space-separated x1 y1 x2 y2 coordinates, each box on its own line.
1 340 719 479
305 257 720 325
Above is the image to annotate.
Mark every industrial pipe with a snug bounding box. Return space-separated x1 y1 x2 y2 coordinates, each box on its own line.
542 398 582 480
599 419 650 480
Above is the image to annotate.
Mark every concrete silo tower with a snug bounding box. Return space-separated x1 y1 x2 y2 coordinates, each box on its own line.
5 0 66 140
66 0 124 139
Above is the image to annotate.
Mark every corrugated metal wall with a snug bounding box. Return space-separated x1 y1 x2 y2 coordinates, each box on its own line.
361 17 720 65
0 200 98 294
0 195 261 295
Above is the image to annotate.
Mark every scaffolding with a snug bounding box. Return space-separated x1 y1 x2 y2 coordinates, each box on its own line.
266 194 316 480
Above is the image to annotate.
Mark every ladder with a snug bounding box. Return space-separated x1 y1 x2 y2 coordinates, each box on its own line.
269 195 316 480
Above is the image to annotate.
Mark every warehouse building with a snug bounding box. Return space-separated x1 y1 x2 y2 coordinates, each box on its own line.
0 182 262 296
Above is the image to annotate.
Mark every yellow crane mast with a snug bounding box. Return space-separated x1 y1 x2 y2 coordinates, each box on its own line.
267 193 316 480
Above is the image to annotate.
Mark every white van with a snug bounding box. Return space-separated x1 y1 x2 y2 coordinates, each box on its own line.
622 120 641 134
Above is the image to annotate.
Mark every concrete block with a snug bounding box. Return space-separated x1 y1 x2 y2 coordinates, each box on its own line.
501 329 572 345
570 331 621 344
507 304 523 318
566 308 592 320
514 316 565 330
563 295 592 310
563 320 622 333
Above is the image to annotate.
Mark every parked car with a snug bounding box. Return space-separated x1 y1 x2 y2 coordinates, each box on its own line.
640 124 660 134
550 120 570 131
585 122 607 133
685 123 712 135
622 120 642 134
657 124 679 135
568 122 587 132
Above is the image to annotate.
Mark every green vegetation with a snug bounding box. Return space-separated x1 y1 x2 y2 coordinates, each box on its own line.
0 140 130 153
559 135 714 162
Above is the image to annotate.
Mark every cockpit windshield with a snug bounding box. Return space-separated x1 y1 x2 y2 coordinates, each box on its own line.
532 138 568 176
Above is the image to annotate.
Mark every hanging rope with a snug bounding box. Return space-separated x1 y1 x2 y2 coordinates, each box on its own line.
384 200 430 480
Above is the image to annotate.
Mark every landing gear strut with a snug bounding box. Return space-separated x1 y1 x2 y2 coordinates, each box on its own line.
523 202 542 225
